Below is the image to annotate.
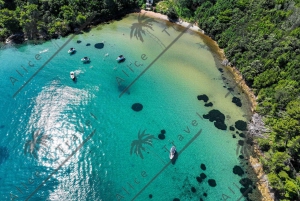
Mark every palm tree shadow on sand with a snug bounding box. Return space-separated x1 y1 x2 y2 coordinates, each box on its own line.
24 130 49 159
130 130 156 159
130 13 157 42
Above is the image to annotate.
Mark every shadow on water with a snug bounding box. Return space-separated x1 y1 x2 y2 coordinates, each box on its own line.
171 152 178 165
75 31 84 35
117 58 126 63
82 27 91 33
72 77 78 84
0 146 9 165
118 85 130 95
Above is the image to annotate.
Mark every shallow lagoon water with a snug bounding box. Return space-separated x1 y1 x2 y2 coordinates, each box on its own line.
0 13 254 200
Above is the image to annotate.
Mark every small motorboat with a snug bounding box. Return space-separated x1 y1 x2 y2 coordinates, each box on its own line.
68 47 76 54
81 57 90 63
70 71 75 80
116 55 125 62
169 146 176 159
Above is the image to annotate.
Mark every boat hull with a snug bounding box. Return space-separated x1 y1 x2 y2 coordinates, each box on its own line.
169 146 176 159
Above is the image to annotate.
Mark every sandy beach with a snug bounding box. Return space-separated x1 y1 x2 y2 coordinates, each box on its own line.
139 10 204 33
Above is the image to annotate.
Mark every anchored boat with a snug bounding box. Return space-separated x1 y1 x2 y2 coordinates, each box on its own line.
81 57 90 63
70 71 75 80
169 146 176 159
116 55 125 62
68 47 76 54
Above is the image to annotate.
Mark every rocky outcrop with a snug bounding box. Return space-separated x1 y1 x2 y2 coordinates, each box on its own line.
5 33 24 44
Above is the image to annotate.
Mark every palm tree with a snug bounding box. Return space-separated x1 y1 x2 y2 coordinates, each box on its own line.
130 129 156 159
24 130 49 159
130 13 156 42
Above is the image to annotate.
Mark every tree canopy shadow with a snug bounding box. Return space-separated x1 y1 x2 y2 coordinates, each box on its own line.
130 12 157 42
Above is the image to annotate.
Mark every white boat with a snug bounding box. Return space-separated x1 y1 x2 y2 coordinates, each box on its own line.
169 146 176 159
70 71 75 80
81 57 90 63
68 47 76 54
116 55 125 62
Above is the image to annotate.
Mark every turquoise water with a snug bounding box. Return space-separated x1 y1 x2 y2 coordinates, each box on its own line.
0 13 254 201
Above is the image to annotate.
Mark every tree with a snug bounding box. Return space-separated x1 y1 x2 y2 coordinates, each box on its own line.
287 136 300 159
19 4 40 39
269 151 290 172
268 172 284 192
0 8 20 33
286 99 300 120
166 5 178 21
0 0 4 9
275 80 299 109
273 117 300 147
76 13 87 26
59 5 76 24
284 180 299 200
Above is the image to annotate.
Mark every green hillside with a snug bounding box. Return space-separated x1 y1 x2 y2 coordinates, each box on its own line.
0 0 144 41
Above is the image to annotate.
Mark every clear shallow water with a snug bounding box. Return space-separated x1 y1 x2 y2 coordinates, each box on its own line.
0 13 254 201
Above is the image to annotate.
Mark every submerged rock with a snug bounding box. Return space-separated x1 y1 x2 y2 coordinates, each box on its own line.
197 94 209 102
94 43 104 49
232 97 242 107
200 163 206 171
132 103 143 112
239 178 253 187
200 173 207 179
0 146 9 165
235 120 247 131
196 176 203 183
233 165 244 176
204 102 213 107
158 133 165 140
208 179 217 187
203 109 227 130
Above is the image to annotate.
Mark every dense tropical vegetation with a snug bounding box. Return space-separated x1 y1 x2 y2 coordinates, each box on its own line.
1 0 300 200
158 0 300 200
0 0 147 41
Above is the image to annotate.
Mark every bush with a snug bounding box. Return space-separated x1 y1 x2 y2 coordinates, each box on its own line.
258 138 271 151
166 6 178 21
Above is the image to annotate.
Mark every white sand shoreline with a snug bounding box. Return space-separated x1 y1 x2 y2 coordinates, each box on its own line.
139 10 204 33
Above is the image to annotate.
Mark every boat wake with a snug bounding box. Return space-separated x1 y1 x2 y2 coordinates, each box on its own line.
74 70 84 75
39 48 49 54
